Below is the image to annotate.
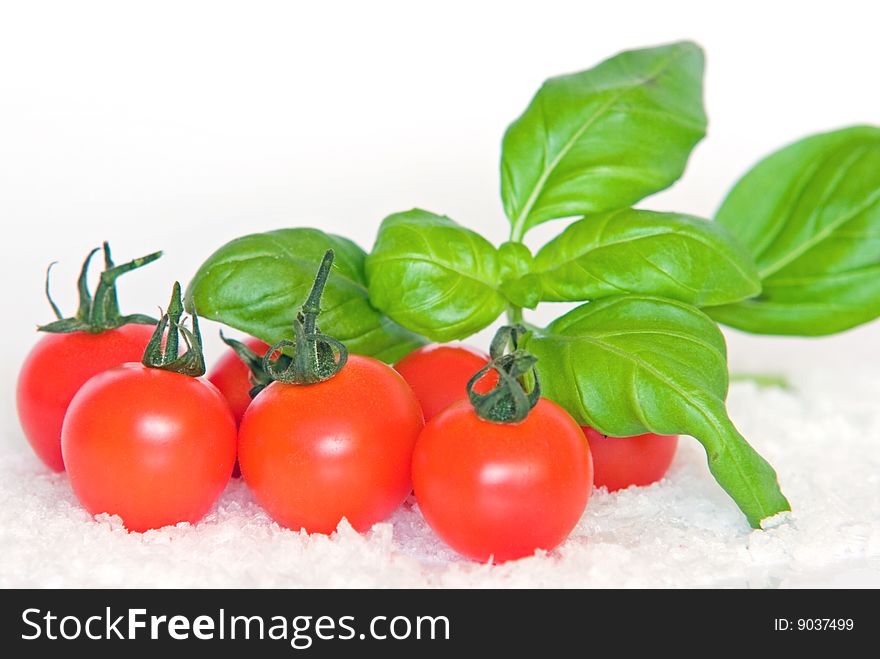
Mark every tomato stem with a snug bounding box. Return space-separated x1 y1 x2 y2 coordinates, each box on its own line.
219 331 283 398
262 250 349 385
467 324 541 424
141 282 207 377
38 242 162 334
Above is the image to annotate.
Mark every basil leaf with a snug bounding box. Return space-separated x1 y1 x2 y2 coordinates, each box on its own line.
531 208 761 306
365 210 507 341
498 241 542 309
501 41 707 238
708 125 880 335
523 295 790 528
185 228 426 363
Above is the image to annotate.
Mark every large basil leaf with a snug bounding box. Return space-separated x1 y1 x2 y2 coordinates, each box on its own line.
365 210 507 341
186 228 426 363
523 295 790 528
529 208 760 306
708 125 880 335
501 42 707 238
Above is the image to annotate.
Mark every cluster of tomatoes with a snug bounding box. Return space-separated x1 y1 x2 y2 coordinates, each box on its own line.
17 246 678 563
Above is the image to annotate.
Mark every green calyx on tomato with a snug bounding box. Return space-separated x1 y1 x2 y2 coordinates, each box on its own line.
39 242 162 334
261 249 349 386
142 282 207 377
218 332 277 400
466 325 540 424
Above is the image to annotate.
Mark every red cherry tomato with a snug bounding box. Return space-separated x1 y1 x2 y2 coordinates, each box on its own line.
61 363 237 532
583 427 679 492
207 337 270 425
16 325 155 472
412 399 593 563
239 355 424 534
395 344 496 420
207 337 270 479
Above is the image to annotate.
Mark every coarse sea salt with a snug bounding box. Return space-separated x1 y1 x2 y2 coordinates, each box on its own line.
1 375 878 588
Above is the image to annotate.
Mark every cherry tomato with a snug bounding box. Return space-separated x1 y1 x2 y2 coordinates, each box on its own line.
208 337 270 425
62 363 237 532
238 355 424 534
412 398 593 563
16 324 155 472
394 344 496 420
207 336 270 479
583 427 679 491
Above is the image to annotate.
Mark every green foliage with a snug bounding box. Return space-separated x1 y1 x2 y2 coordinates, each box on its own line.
523 296 789 528
185 228 424 363
501 41 706 238
709 126 880 335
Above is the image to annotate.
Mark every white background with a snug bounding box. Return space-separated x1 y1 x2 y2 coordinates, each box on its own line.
2 0 879 444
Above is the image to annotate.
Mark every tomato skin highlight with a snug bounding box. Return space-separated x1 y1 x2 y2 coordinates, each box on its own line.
16 325 156 472
61 363 237 532
583 427 679 492
207 337 270 425
412 399 593 563
394 344 496 421
238 355 424 535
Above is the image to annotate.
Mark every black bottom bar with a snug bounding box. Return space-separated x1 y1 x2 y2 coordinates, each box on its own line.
0 588 871 655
